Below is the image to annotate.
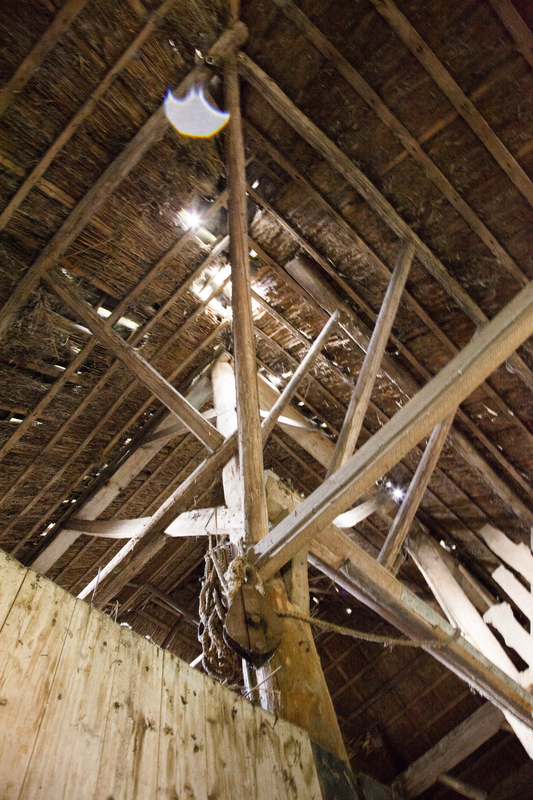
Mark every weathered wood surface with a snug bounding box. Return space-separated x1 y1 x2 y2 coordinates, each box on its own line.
0 549 322 800
393 702 504 798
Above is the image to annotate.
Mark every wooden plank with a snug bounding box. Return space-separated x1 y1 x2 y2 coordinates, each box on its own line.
0 0 178 232
269 0 528 287
492 564 533 623
18 603 122 800
369 0 533 209
409 531 533 756
249 274 533 580
487 0 533 70
0 550 28 629
93 625 163 800
484 603 533 666
0 22 248 340
0 572 77 800
205 678 257 799
481 525 533 585
328 240 414 475
65 517 151 537
378 412 455 570
394 703 504 797
45 269 223 453
238 53 533 394
157 655 208 800
225 57 270 544
212 358 242 514
0 0 89 117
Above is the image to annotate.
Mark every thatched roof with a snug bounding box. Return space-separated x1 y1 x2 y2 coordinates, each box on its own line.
1 0 533 795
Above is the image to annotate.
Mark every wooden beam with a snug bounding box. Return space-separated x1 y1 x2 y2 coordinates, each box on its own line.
481 525 533 584
487 0 533 70
393 703 504 798
327 240 414 476
45 270 223 453
369 0 533 209
307 543 533 730
437 774 487 800
249 275 533 579
238 53 533 394
268 0 528 288
261 311 339 442
0 22 247 340
408 530 533 756
225 56 269 544
0 0 89 117
378 412 455 570
0 0 178 231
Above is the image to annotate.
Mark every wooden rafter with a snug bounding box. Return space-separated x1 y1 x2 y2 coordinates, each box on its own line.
249 274 533 579
0 0 89 118
0 22 247 341
378 412 455 570
45 270 224 453
327 239 414 476
393 702 504 797
269 0 529 288
246 127 533 505
238 53 533 394
0 0 178 232
369 0 533 209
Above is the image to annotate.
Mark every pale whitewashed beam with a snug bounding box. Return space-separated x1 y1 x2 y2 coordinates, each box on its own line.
484 603 533 666
481 525 533 585
409 531 533 756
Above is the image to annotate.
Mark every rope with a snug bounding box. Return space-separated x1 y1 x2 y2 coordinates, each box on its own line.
198 537 237 682
277 609 461 649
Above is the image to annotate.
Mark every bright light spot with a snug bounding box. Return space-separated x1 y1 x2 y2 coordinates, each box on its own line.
179 209 202 230
249 249 257 258
321 422 328 428
312 596 319 604
252 179 260 189
392 486 405 501
346 607 352 615
281 372 292 379
41 522 55 537
9 416 23 424
298 401 305 406
124 438 132 445
97 306 112 319
54 364 66 371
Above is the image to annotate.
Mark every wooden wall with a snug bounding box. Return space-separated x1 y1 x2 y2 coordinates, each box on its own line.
0 549 322 800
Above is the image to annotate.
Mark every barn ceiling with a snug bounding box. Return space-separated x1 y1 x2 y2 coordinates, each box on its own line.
1 0 533 796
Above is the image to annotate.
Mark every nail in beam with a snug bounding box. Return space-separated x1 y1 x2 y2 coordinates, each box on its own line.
327 239 414 477
249 275 533 581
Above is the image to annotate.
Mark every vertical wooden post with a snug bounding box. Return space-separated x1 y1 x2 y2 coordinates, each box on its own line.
224 58 269 545
327 239 415 476
378 411 455 570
